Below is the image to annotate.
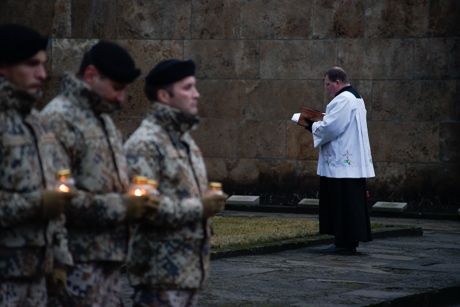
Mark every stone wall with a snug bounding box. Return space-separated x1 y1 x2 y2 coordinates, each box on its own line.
1 0 459 207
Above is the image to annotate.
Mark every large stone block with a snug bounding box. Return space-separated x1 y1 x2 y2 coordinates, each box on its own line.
428 0 460 37
440 123 460 163
245 80 324 120
364 0 429 38
226 195 260 205
198 80 245 119
237 120 286 158
240 0 312 39
371 162 407 193
115 79 149 118
191 0 240 39
414 38 460 79
372 202 407 212
260 40 336 79
338 39 413 80
192 119 238 158
349 80 373 120
185 40 259 79
286 123 318 160
372 81 457 121
51 39 98 77
117 0 191 39
53 0 71 37
312 0 365 39
368 122 439 163
71 0 117 39
0 0 55 35
406 163 460 200
116 39 183 77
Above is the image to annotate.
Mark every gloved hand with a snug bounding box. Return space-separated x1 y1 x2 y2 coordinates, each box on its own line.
41 190 78 219
201 194 228 219
46 266 67 296
124 194 160 221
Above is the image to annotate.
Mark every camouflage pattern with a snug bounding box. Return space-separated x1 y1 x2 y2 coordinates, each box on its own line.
124 102 210 290
41 73 130 263
132 288 199 307
0 76 73 280
47 263 122 307
0 277 47 306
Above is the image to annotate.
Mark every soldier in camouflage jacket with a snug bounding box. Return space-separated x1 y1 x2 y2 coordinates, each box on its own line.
124 59 227 306
40 42 156 306
0 23 74 306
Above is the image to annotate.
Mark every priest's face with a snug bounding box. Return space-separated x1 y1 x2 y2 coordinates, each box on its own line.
324 75 340 98
0 50 47 96
168 76 200 117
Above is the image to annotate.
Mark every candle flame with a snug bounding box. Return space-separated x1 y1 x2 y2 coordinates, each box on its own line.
59 184 70 193
134 188 144 196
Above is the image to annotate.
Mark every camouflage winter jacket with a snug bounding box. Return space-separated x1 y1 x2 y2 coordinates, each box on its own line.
41 74 130 263
124 102 210 290
0 77 73 279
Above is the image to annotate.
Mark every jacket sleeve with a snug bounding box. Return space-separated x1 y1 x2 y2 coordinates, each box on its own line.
41 109 129 227
312 94 353 148
0 190 42 228
124 138 203 228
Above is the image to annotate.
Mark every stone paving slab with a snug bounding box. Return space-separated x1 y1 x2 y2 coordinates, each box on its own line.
121 213 460 307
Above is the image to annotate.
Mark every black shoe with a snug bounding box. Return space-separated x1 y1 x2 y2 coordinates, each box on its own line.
320 245 356 255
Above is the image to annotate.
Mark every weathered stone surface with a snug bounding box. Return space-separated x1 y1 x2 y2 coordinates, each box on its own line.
364 0 430 38
414 38 460 79
51 39 98 77
240 0 312 39
298 198 319 208
286 123 318 160
368 122 438 163
226 195 260 205
440 123 460 163
52 0 71 37
35 76 63 110
245 80 324 120
116 39 183 77
372 201 408 212
185 40 259 79
237 120 285 158
293 160 320 192
312 0 365 39
260 40 336 79
115 79 149 118
228 159 260 185
117 0 191 39
370 162 406 193
0 0 54 35
338 39 413 80
428 0 460 37
197 80 245 119
406 163 460 200
191 0 240 39
192 119 238 158
257 159 297 190
372 81 457 121
71 0 117 38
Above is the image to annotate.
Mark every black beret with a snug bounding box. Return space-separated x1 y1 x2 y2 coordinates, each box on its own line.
145 59 195 87
0 23 49 65
89 41 141 84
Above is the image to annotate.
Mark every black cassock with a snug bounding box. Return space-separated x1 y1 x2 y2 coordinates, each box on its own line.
319 176 372 246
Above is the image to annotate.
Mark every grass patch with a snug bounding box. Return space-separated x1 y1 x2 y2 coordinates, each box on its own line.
211 217 386 251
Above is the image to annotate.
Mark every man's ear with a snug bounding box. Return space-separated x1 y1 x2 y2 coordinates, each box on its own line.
82 65 98 86
157 88 171 105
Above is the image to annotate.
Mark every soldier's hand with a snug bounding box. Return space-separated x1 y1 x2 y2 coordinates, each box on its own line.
201 194 228 219
46 266 67 296
124 194 159 221
41 190 78 219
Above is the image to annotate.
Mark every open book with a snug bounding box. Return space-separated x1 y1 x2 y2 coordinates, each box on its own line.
291 107 324 127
